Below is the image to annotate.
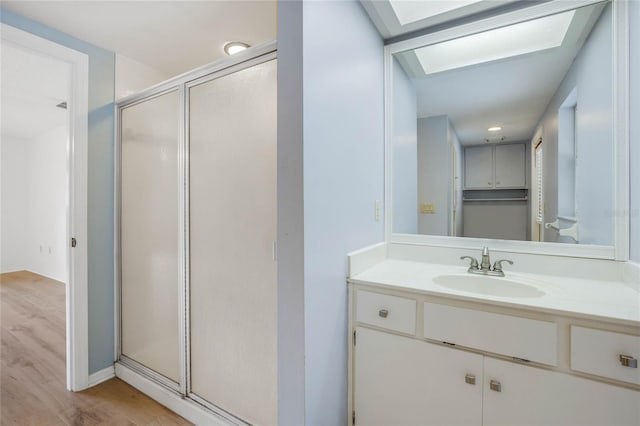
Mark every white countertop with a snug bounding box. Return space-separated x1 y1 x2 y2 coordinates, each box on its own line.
349 259 640 326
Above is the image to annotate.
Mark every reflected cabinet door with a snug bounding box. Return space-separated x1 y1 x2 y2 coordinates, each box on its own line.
464 145 493 189
120 90 180 383
189 59 277 425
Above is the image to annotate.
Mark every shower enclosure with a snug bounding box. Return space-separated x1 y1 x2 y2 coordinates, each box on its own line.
116 43 277 425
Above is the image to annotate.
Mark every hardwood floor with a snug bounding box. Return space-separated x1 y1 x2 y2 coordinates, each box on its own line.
1 271 191 425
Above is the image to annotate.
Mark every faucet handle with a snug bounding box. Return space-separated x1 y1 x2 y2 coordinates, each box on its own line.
460 256 479 270
492 259 514 273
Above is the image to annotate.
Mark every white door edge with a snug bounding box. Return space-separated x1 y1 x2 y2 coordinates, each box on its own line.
1 23 90 391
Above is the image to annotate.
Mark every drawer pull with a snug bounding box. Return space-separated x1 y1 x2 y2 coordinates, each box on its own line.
619 354 638 368
465 374 476 385
378 309 389 318
490 380 502 392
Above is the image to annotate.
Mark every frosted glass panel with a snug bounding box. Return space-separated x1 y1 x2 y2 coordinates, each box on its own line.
189 59 277 424
120 90 180 382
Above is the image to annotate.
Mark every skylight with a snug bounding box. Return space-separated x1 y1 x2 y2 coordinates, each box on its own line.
389 0 483 26
415 10 576 75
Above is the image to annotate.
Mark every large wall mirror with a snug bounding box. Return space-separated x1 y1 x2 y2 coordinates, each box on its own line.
386 0 628 259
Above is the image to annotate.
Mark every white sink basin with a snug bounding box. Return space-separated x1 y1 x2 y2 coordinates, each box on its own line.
433 274 545 298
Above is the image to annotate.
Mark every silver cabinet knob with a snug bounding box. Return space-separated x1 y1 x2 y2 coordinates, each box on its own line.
378 309 388 318
619 354 638 368
490 380 502 392
465 374 476 385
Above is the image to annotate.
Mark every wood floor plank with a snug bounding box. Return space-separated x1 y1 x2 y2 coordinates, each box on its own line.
1 271 191 425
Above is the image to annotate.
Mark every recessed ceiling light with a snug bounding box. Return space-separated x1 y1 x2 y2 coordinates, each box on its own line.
488 126 502 132
389 0 483 26
415 10 575 75
224 42 250 56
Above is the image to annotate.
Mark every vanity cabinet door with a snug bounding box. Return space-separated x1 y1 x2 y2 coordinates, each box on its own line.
354 327 483 426
483 357 640 426
464 145 494 189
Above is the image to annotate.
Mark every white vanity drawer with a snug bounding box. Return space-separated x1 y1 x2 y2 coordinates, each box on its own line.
571 326 640 385
356 290 416 335
424 302 557 366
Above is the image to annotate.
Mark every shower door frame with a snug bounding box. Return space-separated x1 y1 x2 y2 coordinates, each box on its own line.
114 41 277 425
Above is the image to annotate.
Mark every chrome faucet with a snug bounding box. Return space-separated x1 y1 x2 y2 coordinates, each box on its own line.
460 247 513 277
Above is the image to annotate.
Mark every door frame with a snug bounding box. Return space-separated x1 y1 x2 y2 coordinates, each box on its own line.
1 23 90 391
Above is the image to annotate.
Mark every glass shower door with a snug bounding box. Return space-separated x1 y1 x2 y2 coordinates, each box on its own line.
119 90 181 385
188 58 277 425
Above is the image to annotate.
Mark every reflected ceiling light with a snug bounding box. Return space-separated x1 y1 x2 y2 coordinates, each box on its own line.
224 42 250 55
488 126 502 132
415 10 575 75
389 0 482 25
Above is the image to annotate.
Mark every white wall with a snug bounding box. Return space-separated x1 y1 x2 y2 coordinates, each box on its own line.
1 126 68 282
1 136 29 271
536 5 612 245
115 54 169 100
417 115 452 235
302 1 385 424
392 58 418 234
630 0 640 263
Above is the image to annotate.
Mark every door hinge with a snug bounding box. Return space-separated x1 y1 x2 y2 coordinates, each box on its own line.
352 410 356 425
353 330 356 346
71 237 77 248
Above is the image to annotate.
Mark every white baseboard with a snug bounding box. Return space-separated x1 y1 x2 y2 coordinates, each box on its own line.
115 363 232 425
88 365 115 387
0 268 25 274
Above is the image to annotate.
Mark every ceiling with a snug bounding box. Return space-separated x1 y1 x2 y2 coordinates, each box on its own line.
1 43 69 140
1 1 277 77
410 47 577 145
393 2 607 145
360 0 516 39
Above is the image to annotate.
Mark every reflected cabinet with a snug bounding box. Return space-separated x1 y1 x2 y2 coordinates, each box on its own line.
117 51 277 425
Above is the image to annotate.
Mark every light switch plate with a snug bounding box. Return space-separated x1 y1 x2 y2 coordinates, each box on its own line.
420 203 435 214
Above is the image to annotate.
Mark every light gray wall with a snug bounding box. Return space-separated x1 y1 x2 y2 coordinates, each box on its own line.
392 57 418 234
418 115 452 235
536 5 612 245
302 1 384 424
630 0 640 262
276 1 305 424
1 9 116 374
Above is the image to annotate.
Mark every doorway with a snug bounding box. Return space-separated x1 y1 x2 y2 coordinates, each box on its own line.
532 138 544 242
1 24 89 391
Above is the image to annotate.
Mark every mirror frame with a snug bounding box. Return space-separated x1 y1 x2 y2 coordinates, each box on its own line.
384 0 629 260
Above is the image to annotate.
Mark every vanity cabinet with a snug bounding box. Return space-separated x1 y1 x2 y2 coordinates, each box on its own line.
464 144 526 189
483 357 640 426
354 327 483 426
349 287 640 426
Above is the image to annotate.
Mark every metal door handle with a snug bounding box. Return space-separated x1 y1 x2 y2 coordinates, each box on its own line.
490 380 501 392
619 354 638 368
378 309 388 318
465 374 476 385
